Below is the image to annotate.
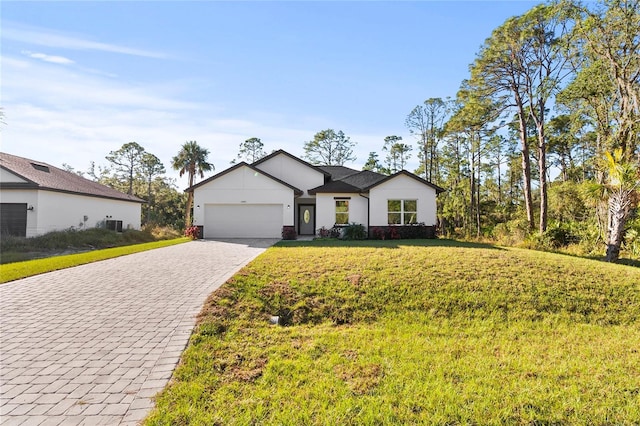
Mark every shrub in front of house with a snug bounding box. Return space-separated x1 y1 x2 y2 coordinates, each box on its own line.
369 223 436 240
317 226 341 239
184 226 199 240
282 226 297 240
342 223 367 240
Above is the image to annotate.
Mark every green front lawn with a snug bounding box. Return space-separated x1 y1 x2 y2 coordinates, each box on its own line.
0 238 190 283
146 240 640 425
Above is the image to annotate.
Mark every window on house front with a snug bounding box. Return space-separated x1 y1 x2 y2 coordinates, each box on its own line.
388 199 417 225
335 200 349 225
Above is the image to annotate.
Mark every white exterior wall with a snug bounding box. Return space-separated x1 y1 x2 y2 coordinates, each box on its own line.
192 165 295 227
316 193 368 230
254 154 324 197
0 188 141 237
36 191 141 236
369 175 438 226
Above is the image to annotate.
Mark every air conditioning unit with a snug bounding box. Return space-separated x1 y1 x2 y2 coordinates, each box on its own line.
105 219 123 232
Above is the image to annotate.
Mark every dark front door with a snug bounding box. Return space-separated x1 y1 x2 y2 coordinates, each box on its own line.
298 205 315 235
0 203 27 237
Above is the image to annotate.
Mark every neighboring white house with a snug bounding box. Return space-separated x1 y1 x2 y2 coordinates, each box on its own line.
189 150 444 239
0 152 144 237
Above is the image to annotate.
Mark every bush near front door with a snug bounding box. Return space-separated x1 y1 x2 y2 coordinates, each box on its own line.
282 226 297 240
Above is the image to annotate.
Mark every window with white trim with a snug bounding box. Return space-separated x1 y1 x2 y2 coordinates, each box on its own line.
335 200 349 225
388 199 417 225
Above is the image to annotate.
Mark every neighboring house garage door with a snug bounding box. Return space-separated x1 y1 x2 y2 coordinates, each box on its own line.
0 203 27 237
204 204 282 238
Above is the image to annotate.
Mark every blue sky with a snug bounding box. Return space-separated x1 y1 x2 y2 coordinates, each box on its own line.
1 1 538 186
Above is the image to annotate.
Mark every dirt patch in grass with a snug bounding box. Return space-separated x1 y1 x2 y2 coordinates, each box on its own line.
334 362 384 395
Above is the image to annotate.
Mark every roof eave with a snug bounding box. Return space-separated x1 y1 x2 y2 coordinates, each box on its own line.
0 182 40 190
0 184 146 203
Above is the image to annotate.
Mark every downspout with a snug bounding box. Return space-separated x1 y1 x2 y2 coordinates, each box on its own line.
359 192 370 237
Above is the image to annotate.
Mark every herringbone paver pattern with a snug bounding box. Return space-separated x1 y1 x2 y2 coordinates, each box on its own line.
0 239 275 425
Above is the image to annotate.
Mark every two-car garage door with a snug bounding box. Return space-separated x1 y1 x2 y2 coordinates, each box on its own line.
204 204 283 238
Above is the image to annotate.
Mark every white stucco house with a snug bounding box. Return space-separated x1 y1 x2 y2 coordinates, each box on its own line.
188 150 444 239
0 152 144 237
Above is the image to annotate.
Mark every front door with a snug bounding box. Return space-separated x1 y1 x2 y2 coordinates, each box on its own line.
298 205 315 235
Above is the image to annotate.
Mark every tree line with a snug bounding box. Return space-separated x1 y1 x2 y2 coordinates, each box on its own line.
283 0 639 262
434 0 639 263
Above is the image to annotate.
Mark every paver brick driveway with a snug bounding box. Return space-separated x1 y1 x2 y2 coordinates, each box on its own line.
0 239 276 425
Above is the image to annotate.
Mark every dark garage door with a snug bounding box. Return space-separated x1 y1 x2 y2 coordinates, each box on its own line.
0 203 27 237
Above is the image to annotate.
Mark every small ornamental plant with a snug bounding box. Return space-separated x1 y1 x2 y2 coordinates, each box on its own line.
389 227 400 240
370 227 386 240
184 226 199 240
343 223 367 240
281 226 297 240
317 226 341 239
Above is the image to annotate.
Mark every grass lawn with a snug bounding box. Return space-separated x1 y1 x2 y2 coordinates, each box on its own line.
0 237 190 283
145 239 640 425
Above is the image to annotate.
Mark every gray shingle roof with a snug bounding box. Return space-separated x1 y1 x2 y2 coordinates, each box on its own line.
0 152 145 203
341 170 388 188
308 180 361 194
309 169 388 194
315 165 359 181
310 168 444 194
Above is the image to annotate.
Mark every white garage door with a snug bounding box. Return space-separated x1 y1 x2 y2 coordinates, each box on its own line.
204 204 283 238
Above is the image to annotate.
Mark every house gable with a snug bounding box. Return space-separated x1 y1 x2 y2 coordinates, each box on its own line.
0 166 32 184
252 150 327 197
368 173 439 227
190 162 299 237
187 162 302 195
365 170 445 193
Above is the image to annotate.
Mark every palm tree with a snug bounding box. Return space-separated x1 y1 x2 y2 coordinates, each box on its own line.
172 141 214 227
604 148 638 262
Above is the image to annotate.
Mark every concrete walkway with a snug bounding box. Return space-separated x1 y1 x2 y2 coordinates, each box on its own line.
0 239 276 425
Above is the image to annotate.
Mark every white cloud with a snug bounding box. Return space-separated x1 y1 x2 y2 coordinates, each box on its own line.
22 50 75 65
0 52 323 186
2 55 197 110
3 22 167 59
